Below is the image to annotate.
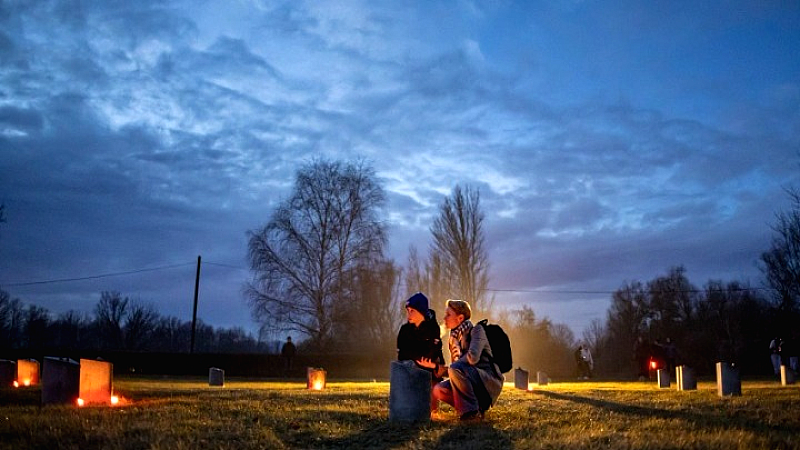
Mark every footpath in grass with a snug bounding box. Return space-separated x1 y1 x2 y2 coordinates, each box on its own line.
1 378 799 449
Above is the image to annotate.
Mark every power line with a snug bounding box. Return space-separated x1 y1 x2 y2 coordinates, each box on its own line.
0 262 196 287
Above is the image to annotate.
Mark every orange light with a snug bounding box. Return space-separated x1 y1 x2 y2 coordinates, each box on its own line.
76 398 85 407
650 360 657 370
110 396 119 405
312 380 323 391
13 381 19 388
23 379 31 387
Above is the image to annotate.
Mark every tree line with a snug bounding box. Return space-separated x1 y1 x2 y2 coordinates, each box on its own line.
0 290 269 354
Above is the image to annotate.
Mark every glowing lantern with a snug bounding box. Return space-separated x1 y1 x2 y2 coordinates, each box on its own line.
76 398 85 407
307 367 326 391
649 359 658 370
16 359 40 387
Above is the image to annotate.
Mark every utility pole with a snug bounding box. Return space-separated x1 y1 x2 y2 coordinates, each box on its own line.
190 255 201 353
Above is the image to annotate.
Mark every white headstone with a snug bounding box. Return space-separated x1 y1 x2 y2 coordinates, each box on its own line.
657 369 670 388
209 367 225 386
514 367 529 390
537 371 549 386
716 362 741 396
16 359 40 387
0 359 15 387
80 359 114 405
781 365 796 386
41 357 79 405
676 366 696 391
389 361 431 422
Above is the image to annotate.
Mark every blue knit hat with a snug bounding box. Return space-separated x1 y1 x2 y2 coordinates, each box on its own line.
405 292 429 314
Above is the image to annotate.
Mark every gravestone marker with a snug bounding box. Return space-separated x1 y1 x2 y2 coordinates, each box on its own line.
657 369 670 388
388 361 431 422
42 357 79 405
781 365 796 386
80 359 113 404
514 367 529 390
209 367 225 386
716 362 741 396
676 365 696 391
537 371 549 386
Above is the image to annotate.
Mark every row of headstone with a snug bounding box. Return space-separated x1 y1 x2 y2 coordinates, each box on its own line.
3 357 115 406
513 367 548 390
0 359 40 387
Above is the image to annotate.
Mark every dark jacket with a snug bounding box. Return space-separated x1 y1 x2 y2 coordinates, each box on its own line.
397 309 445 375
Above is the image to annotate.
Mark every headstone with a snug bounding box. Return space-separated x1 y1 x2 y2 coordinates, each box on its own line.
388 361 431 422
209 367 225 386
537 371 549 386
307 367 326 390
514 367 529 390
42 357 79 405
17 359 40 387
781 365 796 386
657 369 670 388
80 359 114 405
0 359 15 387
676 366 696 391
716 362 741 396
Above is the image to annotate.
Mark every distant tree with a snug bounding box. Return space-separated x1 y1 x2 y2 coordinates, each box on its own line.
123 301 160 351
335 258 404 355
647 266 698 340
761 188 800 316
23 304 50 349
404 246 449 308
152 316 189 353
247 159 387 347
429 185 492 317
582 318 606 360
94 291 129 350
0 292 24 350
52 310 90 350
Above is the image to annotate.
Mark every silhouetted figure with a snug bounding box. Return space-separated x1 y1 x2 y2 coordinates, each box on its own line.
662 337 677 375
281 336 296 376
575 344 593 379
634 336 649 380
769 337 782 376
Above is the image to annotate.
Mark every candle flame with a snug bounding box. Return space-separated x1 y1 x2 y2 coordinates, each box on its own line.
110 396 119 405
76 398 85 407
23 379 31 387
13 381 19 388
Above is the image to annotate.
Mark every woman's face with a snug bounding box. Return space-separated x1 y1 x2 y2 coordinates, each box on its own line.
406 307 425 327
443 307 464 329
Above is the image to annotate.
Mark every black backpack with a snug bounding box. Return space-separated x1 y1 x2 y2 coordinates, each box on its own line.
477 319 513 373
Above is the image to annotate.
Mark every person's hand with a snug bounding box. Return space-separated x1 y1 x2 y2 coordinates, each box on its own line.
416 357 436 369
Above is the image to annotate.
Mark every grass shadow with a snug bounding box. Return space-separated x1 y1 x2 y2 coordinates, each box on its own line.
531 389 800 437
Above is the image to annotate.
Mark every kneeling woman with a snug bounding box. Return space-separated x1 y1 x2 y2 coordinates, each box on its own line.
419 299 504 420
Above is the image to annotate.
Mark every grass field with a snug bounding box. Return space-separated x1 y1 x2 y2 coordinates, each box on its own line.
1 377 799 449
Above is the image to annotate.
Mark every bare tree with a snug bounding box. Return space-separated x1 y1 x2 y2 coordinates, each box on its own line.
247 159 387 346
761 187 800 314
123 301 160 351
94 291 129 350
429 185 492 316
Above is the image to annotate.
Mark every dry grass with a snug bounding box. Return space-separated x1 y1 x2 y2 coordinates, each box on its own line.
1 378 799 449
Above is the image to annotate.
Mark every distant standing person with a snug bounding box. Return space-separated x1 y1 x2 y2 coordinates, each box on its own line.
769 337 782 376
663 337 677 375
580 344 594 379
281 336 296 375
634 336 649 380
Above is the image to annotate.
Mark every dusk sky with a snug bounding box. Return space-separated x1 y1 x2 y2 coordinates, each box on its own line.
1 1 798 339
